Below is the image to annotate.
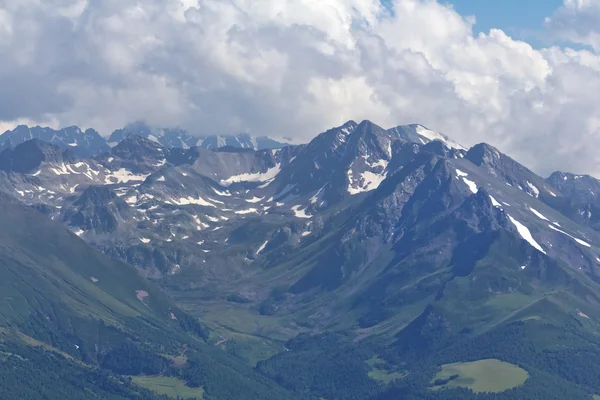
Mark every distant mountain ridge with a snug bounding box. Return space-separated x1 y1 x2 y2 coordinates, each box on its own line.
1 121 464 161
108 121 289 150
0 121 289 158
0 125 109 157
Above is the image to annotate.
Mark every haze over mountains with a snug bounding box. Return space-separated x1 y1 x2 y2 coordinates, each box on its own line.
3 118 600 399
0 121 288 158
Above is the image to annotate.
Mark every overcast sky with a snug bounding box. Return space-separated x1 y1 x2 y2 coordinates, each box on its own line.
1 0 600 176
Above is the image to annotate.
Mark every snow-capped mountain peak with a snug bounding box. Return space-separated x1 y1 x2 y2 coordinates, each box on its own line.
387 123 466 150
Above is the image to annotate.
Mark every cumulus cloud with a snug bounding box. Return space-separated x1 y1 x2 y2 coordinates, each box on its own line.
545 0 600 51
2 0 600 176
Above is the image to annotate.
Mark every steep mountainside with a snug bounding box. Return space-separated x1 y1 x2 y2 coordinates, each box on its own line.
545 171 600 231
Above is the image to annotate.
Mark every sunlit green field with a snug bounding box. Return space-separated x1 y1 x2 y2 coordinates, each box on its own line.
131 376 204 399
430 359 528 393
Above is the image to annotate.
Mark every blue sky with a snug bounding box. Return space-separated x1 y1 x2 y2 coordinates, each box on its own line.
382 0 566 47
446 0 564 43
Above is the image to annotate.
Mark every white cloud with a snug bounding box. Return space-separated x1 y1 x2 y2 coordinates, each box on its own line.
2 0 600 177
545 0 600 51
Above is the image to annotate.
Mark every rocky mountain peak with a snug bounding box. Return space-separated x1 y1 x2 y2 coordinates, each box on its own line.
0 139 73 173
465 142 503 167
452 187 508 232
0 125 110 157
111 135 165 159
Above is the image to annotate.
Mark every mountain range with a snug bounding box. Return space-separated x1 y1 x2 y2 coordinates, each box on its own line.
0 121 287 158
2 119 600 399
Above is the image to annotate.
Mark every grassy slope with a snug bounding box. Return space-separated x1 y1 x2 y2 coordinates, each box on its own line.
366 356 406 385
430 359 529 393
0 195 176 328
131 376 204 399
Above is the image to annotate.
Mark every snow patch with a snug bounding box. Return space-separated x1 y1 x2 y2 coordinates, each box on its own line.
213 188 231 196
140 238 151 244
235 208 259 215
489 195 502 208
462 177 478 194
529 208 549 221
49 163 70 175
246 196 264 203
257 240 269 254
310 185 327 207
147 135 161 144
526 181 540 198
578 311 590 319
455 169 468 177
347 161 388 195
206 197 224 205
291 205 311 219
171 196 216 207
105 169 150 184
257 179 274 189
125 195 138 205
220 164 281 186
548 224 591 247
415 125 466 150
192 215 210 229
508 215 546 254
